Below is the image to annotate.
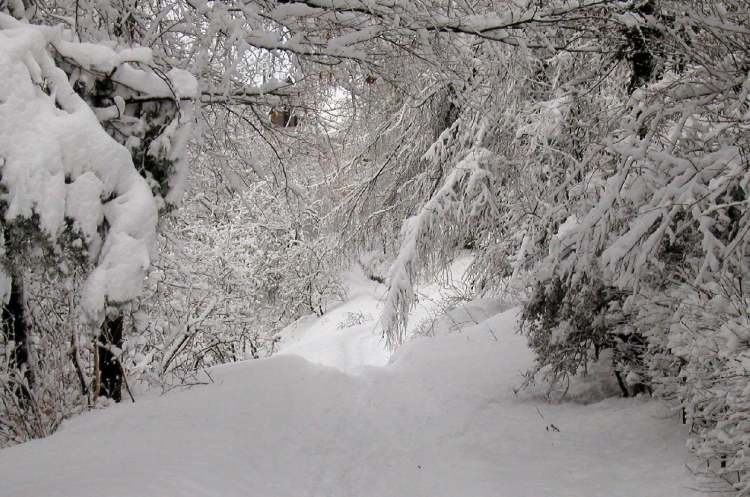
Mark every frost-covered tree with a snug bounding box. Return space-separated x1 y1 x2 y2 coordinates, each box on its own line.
128 156 345 385
0 14 155 434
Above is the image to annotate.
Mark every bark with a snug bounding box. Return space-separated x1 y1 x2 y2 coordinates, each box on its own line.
3 275 33 402
614 370 630 398
70 332 90 401
624 1 661 95
97 314 124 403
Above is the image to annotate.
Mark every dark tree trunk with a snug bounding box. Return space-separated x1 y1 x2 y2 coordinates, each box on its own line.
624 1 661 95
97 314 123 403
614 370 630 398
3 275 33 401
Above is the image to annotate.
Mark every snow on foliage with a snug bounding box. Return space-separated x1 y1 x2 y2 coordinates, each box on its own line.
0 14 158 323
382 148 497 348
0 5 200 445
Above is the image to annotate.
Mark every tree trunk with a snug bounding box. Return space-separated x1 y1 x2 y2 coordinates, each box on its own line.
614 370 630 398
97 314 123 403
625 0 661 95
3 275 33 401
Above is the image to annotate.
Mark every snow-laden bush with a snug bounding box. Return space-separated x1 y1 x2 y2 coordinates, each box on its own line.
126 174 344 385
663 277 750 489
521 268 654 398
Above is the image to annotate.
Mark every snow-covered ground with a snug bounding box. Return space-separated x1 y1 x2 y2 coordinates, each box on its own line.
275 267 391 373
0 264 700 497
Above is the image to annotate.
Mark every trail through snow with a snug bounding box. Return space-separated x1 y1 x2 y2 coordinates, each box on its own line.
0 263 701 497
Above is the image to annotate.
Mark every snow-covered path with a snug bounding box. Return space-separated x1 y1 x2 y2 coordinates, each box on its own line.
0 269 699 497
274 267 391 373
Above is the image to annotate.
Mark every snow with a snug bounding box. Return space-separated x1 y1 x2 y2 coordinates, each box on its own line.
381 148 495 347
277 268 389 373
0 15 163 324
55 41 153 73
0 265 700 497
516 94 572 144
167 68 199 98
272 3 321 17
113 64 198 99
146 106 196 205
65 172 105 255
327 26 383 49
556 214 580 240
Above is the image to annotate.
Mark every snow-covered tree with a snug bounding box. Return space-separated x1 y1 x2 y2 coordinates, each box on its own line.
0 0 196 441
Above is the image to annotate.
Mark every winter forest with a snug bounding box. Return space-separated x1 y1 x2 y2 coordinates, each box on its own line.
0 0 749 495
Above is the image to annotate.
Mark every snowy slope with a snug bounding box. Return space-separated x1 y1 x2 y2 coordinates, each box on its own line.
0 268 700 497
